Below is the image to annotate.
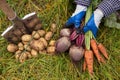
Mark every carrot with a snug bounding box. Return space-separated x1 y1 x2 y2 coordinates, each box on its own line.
85 50 93 75
90 39 105 63
98 43 109 59
83 59 87 71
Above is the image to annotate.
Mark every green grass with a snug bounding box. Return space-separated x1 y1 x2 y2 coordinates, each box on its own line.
0 0 120 80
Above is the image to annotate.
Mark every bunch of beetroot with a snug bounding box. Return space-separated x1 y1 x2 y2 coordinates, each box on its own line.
56 25 85 62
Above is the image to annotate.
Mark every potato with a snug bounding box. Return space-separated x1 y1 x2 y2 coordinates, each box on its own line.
19 52 28 63
21 34 32 42
50 23 56 32
18 42 24 50
39 38 48 47
45 31 53 41
34 23 42 30
49 40 56 46
30 40 45 51
37 30 45 37
31 49 38 57
7 44 18 53
26 52 32 59
24 45 31 51
15 50 22 60
32 31 40 40
47 46 56 54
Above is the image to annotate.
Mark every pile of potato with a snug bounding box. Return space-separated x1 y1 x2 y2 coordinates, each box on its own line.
7 23 56 63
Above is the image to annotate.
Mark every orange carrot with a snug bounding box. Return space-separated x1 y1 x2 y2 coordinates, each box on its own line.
85 50 93 75
98 43 109 59
83 59 87 71
90 39 105 63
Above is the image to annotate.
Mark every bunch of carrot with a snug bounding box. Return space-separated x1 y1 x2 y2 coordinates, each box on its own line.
83 39 109 75
83 5 109 76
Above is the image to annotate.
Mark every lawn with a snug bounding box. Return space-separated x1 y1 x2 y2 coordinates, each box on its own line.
0 0 120 80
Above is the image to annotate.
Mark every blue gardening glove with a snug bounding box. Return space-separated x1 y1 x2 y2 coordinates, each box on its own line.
83 9 104 37
65 5 87 28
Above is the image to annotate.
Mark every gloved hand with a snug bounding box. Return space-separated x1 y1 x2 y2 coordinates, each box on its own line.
65 5 87 28
83 9 104 37
1 12 41 44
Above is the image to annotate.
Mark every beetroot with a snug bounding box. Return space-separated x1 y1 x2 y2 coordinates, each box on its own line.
60 28 71 37
69 45 84 61
56 37 71 53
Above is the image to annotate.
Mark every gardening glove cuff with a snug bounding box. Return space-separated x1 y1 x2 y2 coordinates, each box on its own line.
65 5 87 28
83 9 104 37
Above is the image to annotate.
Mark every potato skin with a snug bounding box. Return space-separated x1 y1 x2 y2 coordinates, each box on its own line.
47 46 56 54
45 31 53 41
30 40 45 51
37 30 45 37
31 49 38 57
39 38 48 47
49 40 56 46
32 31 40 40
7 44 18 53
21 34 32 42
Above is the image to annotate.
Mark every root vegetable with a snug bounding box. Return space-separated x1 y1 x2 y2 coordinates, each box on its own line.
50 23 56 32
47 46 56 54
49 40 56 46
26 52 32 58
18 42 24 50
60 28 71 37
98 43 109 59
85 50 93 75
90 39 105 63
30 40 44 51
37 30 45 37
19 52 28 63
39 38 48 47
56 37 71 53
15 50 21 60
45 31 53 41
24 45 31 51
32 31 40 40
69 45 84 61
7 44 18 53
31 49 38 57
21 34 32 42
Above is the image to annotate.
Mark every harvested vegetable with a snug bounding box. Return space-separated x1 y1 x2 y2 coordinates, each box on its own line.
50 23 56 32
24 45 31 51
49 40 56 46
47 46 56 54
98 43 109 59
19 52 28 63
60 28 71 37
85 50 93 75
56 37 71 53
21 34 32 42
83 60 87 71
39 38 48 47
45 31 53 41
7 44 18 53
32 31 40 40
31 49 38 57
18 42 24 50
69 45 84 61
15 50 21 60
37 30 45 37
30 40 45 51
90 39 105 63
